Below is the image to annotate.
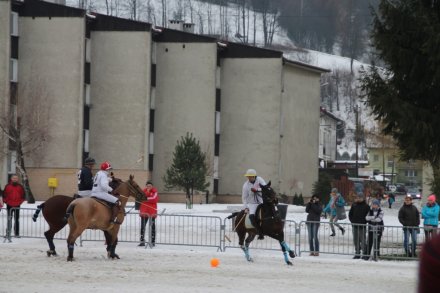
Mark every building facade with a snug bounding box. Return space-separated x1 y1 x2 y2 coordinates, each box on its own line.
0 0 328 201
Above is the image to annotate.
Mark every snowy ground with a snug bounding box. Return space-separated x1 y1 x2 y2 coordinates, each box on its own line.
0 200 420 292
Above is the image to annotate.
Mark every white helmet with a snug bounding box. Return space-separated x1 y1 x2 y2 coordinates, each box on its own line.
244 169 257 177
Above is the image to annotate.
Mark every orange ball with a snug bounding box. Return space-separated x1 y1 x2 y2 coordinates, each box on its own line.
210 258 220 267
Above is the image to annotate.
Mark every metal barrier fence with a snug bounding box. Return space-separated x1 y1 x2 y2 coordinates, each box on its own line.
297 221 436 260
1 206 436 260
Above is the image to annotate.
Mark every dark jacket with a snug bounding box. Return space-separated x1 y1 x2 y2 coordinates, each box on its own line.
306 201 322 222
77 166 94 191
349 200 370 224
398 204 420 227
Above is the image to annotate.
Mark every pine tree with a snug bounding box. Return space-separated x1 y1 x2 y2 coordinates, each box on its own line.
163 133 210 209
292 193 299 205
361 0 440 196
312 173 332 205
298 194 304 206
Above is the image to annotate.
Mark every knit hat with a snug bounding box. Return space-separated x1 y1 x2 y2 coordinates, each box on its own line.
356 193 365 199
372 199 380 206
331 188 338 193
428 194 436 202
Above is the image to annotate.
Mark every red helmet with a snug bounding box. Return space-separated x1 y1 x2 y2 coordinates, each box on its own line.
100 161 112 171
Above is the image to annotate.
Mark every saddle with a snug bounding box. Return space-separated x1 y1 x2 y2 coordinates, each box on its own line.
91 197 122 224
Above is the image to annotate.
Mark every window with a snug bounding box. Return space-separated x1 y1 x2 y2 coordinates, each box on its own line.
7 151 17 174
373 154 379 162
405 170 417 177
85 38 91 63
387 158 394 168
84 84 90 105
83 129 89 152
10 12 18 36
10 59 18 82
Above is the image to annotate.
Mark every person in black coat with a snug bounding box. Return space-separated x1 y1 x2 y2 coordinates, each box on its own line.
349 194 370 259
305 194 323 256
398 196 420 257
77 157 96 197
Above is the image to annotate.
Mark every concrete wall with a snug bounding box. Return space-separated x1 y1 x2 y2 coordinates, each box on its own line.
18 17 85 168
27 167 150 201
153 42 217 193
0 0 10 186
219 58 282 196
279 65 321 197
89 31 151 170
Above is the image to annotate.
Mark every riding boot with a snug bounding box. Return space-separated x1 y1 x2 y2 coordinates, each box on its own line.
249 214 264 240
110 201 121 223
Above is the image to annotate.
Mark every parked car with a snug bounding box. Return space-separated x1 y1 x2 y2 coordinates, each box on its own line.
395 183 408 195
406 187 422 200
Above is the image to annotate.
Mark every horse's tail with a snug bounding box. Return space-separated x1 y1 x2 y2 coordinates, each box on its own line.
32 203 45 222
64 202 76 223
226 211 240 220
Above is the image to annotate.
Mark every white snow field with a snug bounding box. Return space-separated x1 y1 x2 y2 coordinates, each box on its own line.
0 202 418 293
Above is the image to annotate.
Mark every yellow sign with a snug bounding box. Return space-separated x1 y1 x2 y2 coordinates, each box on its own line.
48 177 58 188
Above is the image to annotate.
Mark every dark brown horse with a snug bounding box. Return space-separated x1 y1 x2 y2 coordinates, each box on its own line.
32 176 122 257
228 181 296 265
66 175 145 261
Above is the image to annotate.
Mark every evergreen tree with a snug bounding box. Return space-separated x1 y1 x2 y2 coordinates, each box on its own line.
361 0 440 196
292 193 299 205
163 133 210 209
312 173 332 205
298 194 304 206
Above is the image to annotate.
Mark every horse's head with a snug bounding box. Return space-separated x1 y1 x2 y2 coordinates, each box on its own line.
109 172 123 190
259 181 278 205
113 175 146 203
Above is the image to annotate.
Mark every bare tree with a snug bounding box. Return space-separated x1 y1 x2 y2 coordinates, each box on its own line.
0 78 51 203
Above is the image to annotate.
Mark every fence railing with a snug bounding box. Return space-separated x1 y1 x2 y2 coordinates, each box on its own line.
0 206 435 260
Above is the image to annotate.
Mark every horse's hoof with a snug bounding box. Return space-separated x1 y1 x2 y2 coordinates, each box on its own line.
289 251 296 258
286 261 293 266
67 257 74 262
47 250 57 257
109 254 120 260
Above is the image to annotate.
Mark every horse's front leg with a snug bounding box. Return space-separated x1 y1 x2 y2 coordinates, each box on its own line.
279 240 295 266
106 229 120 260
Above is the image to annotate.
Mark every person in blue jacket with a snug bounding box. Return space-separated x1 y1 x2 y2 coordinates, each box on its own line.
422 194 440 241
323 188 346 236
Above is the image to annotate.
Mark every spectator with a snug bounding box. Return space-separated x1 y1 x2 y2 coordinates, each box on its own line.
323 188 346 236
3 174 26 241
305 194 322 256
398 196 420 257
421 194 439 241
387 193 395 209
349 194 370 259
139 181 159 247
365 199 384 261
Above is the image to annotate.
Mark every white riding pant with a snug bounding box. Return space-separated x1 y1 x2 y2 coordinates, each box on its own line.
91 192 118 204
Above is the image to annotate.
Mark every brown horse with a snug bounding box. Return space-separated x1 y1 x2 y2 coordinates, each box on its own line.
228 181 296 265
32 177 122 257
66 175 145 261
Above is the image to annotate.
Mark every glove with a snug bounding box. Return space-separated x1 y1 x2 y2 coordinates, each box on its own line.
251 188 257 193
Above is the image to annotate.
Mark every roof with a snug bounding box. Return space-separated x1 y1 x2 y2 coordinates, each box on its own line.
283 58 330 74
320 107 342 122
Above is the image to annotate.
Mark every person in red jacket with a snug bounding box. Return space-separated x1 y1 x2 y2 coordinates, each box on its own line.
3 174 25 241
138 181 158 247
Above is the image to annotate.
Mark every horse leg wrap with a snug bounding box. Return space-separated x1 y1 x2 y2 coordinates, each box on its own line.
281 241 296 258
68 244 74 258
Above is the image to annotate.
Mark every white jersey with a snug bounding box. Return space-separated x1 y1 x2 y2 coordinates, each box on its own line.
242 176 267 214
91 170 118 204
